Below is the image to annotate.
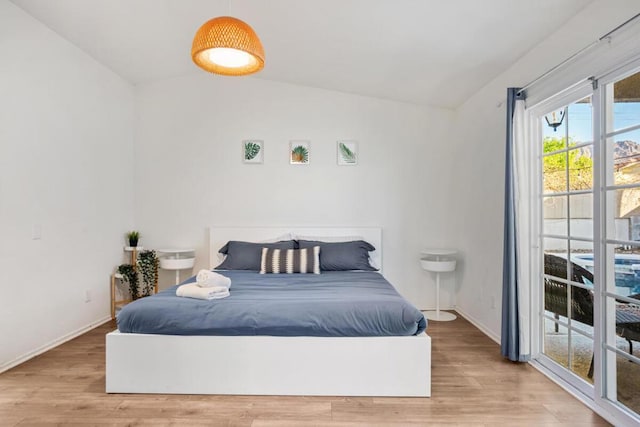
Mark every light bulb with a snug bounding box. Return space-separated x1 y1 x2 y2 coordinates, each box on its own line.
207 48 252 68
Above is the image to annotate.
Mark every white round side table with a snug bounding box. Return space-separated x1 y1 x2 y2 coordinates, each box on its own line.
420 249 458 322
157 248 196 285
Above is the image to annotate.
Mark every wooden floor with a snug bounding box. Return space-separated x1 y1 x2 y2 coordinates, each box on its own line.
0 313 609 426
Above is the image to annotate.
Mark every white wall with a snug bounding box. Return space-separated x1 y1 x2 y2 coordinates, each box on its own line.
450 0 640 341
133 74 456 308
0 1 134 370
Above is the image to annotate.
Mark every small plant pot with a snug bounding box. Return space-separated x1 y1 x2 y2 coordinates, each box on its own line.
128 238 139 247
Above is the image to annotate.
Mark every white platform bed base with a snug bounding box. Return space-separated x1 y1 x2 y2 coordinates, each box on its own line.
105 226 432 397
106 332 430 396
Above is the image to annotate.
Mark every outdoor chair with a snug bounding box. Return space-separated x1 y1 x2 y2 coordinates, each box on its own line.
544 253 640 378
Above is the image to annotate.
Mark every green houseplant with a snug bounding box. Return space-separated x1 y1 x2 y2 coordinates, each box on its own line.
117 263 139 300
126 230 140 247
138 250 159 297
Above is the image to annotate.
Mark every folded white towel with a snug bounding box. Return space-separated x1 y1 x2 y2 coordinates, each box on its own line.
196 269 232 289
176 283 230 300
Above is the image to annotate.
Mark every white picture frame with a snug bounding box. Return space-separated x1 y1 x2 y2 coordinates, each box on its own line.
243 140 264 164
337 140 358 166
290 140 310 165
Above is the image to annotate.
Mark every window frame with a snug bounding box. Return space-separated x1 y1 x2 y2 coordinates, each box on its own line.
528 81 597 400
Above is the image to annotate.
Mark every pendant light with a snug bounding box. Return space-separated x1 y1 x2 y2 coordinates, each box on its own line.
191 16 265 76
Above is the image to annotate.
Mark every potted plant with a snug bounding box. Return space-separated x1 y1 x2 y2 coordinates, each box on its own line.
126 230 140 247
138 250 159 297
118 264 139 300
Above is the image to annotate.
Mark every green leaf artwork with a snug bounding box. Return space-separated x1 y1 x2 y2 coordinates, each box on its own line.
244 141 261 160
291 144 309 163
338 142 356 164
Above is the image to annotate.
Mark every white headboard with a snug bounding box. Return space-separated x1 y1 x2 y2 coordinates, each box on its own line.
208 226 382 272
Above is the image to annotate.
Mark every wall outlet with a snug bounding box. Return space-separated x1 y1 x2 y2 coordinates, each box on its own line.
85 290 91 303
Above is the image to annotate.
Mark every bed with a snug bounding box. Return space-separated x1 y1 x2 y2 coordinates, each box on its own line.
106 226 431 396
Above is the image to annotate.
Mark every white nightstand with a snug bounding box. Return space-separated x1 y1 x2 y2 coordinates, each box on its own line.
158 248 196 285
420 249 458 321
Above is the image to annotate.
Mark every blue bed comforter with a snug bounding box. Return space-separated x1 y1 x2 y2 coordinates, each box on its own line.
117 271 426 337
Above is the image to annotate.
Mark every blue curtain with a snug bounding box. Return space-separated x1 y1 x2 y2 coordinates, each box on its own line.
501 87 525 362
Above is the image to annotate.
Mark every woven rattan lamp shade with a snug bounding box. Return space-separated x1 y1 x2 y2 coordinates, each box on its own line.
191 16 265 76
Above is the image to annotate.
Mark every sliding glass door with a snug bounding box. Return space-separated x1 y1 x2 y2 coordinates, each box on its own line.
540 92 595 390
535 67 640 423
602 69 640 416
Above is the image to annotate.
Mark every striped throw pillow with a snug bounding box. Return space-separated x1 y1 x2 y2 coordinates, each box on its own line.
260 246 321 274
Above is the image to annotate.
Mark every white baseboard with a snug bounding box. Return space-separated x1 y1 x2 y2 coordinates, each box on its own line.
454 307 501 345
0 316 111 374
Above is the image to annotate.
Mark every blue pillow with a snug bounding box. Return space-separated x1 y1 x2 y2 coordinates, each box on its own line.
297 240 377 271
216 240 296 271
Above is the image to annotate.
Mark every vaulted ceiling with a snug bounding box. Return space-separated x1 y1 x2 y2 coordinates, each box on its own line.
11 0 594 108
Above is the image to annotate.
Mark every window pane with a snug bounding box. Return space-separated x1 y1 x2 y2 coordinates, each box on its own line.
543 109 567 145
544 317 568 368
569 334 594 384
615 295 640 338
544 243 594 322
569 193 593 239
544 248 569 320
568 147 593 191
543 151 567 193
568 96 593 144
568 283 594 329
570 241 595 277
608 70 640 133
607 350 640 415
608 190 640 242
606 245 640 297
544 196 567 236
608 129 640 186
544 237 567 253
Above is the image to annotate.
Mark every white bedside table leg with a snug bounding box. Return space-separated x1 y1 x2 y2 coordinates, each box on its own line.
422 252 457 322
435 271 440 318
